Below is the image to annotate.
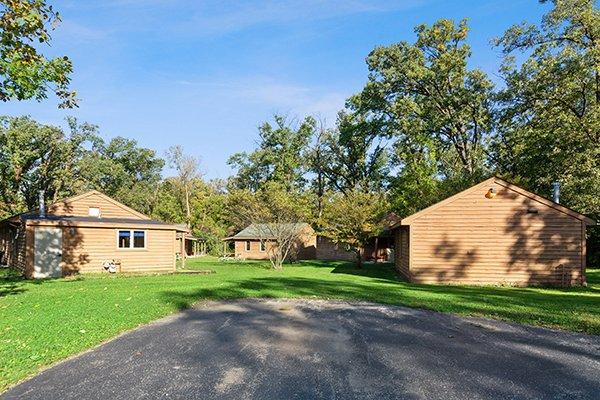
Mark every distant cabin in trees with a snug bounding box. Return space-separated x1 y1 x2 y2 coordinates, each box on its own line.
224 223 317 260
0 191 182 278
316 213 399 262
392 177 596 286
224 219 398 263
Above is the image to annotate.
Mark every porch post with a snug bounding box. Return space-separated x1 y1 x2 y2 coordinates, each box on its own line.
374 237 379 262
180 235 186 268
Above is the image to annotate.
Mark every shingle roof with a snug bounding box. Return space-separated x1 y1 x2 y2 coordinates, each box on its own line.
21 215 176 227
225 223 310 240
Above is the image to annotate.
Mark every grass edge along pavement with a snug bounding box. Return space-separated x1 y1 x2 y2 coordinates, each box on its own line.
1 257 598 392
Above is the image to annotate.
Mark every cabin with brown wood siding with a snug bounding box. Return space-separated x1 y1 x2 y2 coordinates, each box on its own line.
0 191 181 278
224 223 317 260
392 177 596 286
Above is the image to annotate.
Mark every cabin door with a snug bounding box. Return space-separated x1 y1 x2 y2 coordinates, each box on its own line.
33 227 63 279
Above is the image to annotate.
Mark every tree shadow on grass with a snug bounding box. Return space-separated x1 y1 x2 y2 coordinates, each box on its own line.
160 273 600 334
0 268 36 297
585 269 599 287
0 268 85 298
330 261 398 278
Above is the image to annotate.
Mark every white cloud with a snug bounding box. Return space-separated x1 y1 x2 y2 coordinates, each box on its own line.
179 0 427 37
59 0 428 38
58 20 113 43
173 75 347 124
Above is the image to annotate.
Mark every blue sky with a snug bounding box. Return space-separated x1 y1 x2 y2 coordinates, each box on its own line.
3 0 547 179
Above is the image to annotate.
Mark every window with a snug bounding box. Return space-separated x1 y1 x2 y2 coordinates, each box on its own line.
245 240 251 251
118 230 146 249
133 231 145 248
260 241 266 252
118 230 131 248
88 207 101 217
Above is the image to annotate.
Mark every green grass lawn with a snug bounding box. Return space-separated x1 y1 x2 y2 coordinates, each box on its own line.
1 257 599 392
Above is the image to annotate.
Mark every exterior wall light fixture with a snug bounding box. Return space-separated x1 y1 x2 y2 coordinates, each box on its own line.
485 187 496 199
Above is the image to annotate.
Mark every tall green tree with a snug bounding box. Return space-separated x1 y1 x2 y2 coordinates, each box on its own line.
166 145 201 227
228 115 315 192
492 0 600 263
0 0 76 107
78 136 164 215
352 19 493 180
0 116 91 216
310 112 389 195
347 18 493 217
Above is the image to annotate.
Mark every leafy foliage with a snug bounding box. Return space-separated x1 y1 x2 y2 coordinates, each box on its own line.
0 0 76 107
321 190 389 267
0 116 164 218
492 0 600 264
311 112 389 195
228 115 315 192
352 19 493 180
1 2 599 264
166 145 201 225
0 116 91 216
78 136 164 215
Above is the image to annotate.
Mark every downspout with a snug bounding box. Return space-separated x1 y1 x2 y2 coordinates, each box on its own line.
581 222 587 287
38 191 46 218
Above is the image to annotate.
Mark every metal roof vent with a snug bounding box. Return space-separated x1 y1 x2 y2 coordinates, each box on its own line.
39 191 45 218
552 182 560 204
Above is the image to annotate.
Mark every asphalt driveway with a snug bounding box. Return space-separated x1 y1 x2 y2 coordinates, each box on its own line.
2 299 599 400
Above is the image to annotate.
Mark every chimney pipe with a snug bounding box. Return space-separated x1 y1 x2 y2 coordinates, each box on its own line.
39 191 46 218
552 182 560 204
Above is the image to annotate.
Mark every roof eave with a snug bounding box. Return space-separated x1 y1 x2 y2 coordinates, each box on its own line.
25 218 178 230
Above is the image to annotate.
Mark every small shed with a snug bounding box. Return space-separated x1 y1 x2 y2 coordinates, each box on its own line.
392 177 596 286
0 190 179 278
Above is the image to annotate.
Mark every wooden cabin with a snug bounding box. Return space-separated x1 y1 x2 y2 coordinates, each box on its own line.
392 177 596 286
224 223 317 260
0 191 181 278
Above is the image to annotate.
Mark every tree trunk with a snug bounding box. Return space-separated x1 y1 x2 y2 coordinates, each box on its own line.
275 252 283 270
356 248 363 269
184 184 191 226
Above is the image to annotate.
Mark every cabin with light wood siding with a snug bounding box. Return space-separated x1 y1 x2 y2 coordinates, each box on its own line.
0 191 181 278
392 177 596 286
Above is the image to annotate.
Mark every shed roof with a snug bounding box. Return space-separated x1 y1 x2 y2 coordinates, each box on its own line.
22 215 178 230
391 176 596 228
224 223 311 240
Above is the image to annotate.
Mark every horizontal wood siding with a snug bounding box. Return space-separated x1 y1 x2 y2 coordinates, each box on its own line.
408 184 584 286
60 226 175 274
234 240 270 260
316 236 355 261
233 227 317 261
48 193 145 219
394 226 410 279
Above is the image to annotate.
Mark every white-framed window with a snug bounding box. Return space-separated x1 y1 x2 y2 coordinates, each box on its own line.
118 230 146 249
245 240 251 251
133 230 145 248
260 241 266 252
88 207 101 217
